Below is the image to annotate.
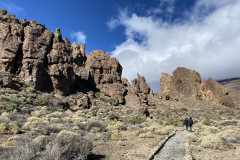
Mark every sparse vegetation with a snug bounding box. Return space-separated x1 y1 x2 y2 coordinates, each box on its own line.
108 112 120 121
86 120 107 132
33 94 49 106
125 114 146 124
0 94 20 113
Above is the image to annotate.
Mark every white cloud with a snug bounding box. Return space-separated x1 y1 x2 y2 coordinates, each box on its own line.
0 1 24 15
70 31 87 44
109 0 240 92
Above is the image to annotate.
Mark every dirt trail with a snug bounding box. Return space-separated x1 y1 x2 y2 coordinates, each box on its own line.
153 130 190 160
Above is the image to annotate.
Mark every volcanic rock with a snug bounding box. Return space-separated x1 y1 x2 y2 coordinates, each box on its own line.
126 74 153 110
160 67 237 107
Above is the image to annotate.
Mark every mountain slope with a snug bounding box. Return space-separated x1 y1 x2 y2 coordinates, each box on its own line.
219 78 240 104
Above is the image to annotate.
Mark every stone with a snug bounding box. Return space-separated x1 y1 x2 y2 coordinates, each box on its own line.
160 67 237 107
0 9 23 73
77 94 89 109
85 50 122 87
201 78 236 107
126 74 153 109
47 28 75 95
20 20 53 92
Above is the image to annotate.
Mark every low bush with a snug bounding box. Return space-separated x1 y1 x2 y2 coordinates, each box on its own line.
0 94 20 113
138 132 155 138
0 138 40 160
44 134 93 160
125 114 146 124
180 108 188 112
96 93 118 106
111 132 122 141
108 112 120 121
0 134 93 160
86 120 106 132
157 115 183 127
202 118 213 126
33 94 49 106
200 134 234 150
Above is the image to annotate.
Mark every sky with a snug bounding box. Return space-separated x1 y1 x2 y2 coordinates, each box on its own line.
0 0 240 92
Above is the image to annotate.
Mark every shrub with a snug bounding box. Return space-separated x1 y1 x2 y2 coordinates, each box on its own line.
138 132 155 138
33 94 49 106
200 134 234 150
86 120 106 132
154 126 175 135
202 118 212 126
0 94 20 113
111 132 122 141
157 115 183 127
96 93 118 106
125 114 146 124
225 133 240 144
44 134 93 160
108 112 120 121
187 134 199 142
180 108 188 112
0 122 19 134
0 138 40 160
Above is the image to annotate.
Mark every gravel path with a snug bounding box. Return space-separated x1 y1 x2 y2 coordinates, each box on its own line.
153 130 189 160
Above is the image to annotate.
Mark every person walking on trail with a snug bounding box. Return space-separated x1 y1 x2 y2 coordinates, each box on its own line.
183 117 189 130
188 117 194 132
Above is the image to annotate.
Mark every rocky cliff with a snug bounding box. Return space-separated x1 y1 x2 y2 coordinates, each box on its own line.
0 9 124 97
161 67 237 107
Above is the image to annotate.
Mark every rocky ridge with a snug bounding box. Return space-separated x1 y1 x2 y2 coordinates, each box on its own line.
160 67 237 107
0 9 238 109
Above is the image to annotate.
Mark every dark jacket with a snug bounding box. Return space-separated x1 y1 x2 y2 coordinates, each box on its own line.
184 119 188 126
188 118 194 126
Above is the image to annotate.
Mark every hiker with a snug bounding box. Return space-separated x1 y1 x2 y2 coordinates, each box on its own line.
183 117 188 130
188 117 194 132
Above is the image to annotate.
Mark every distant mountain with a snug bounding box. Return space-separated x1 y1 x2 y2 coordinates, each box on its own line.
219 78 240 104
218 77 240 84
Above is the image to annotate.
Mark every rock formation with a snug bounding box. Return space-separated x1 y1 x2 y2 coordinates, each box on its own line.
125 74 154 110
161 67 237 107
0 9 237 109
0 9 124 98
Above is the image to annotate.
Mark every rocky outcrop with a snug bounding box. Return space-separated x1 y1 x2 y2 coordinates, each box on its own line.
21 20 53 92
0 9 124 98
160 67 237 107
0 9 23 74
126 74 153 110
47 28 75 95
85 50 122 86
201 78 236 107
85 50 126 103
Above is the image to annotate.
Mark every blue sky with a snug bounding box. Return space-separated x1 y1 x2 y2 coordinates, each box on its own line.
1 0 240 92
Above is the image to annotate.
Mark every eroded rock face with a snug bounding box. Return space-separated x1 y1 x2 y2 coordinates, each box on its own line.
201 78 236 107
160 67 237 107
126 74 153 110
21 20 53 92
47 28 75 95
0 9 23 73
0 9 125 98
85 50 122 87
